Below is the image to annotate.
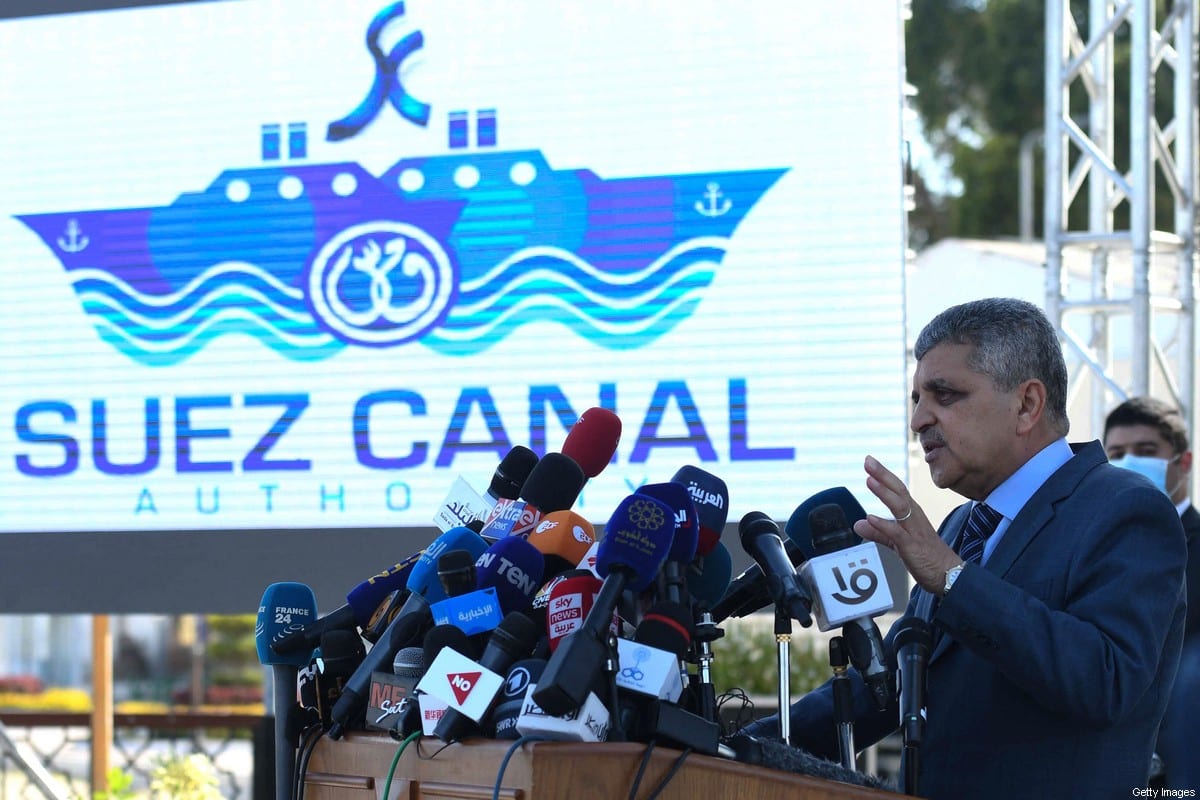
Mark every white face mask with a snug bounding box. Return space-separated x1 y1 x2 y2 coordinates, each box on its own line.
1109 453 1178 497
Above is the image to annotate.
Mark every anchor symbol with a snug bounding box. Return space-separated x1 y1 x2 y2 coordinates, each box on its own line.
694 182 731 217
57 219 89 253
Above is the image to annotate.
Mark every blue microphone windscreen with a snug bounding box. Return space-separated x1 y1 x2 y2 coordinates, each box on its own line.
686 542 733 611
408 527 489 603
671 465 728 537
636 481 699 564
255 582 318 667
785 487 867 560
596 494 674 592
475 536 546 615
345 550 422 626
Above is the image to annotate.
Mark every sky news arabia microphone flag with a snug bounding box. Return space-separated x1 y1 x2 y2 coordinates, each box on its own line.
0 0 910 535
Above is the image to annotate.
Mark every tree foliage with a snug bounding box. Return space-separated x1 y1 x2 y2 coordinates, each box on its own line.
906 0 1182 245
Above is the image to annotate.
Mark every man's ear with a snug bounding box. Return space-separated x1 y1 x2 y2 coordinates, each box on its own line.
1014 379 1047 435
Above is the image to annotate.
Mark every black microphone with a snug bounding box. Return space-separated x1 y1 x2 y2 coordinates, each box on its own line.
316 629 366 728
480 452 586 539
437 549 478 598
710 537 807 622
433 612 542 742
326 590 431 739
520 451 586 513
737 512 812 627
488 445 539 502
895 616 932 797
801 503 894 711
423 622 480 661
894 616 932 745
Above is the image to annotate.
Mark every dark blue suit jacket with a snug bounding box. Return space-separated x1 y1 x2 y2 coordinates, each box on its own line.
1179 504 1199 636
748 441 1187 799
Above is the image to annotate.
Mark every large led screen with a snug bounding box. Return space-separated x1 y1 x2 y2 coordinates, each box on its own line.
0 0 910 537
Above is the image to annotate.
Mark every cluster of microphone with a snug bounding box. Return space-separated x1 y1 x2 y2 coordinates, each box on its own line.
254 406 920 795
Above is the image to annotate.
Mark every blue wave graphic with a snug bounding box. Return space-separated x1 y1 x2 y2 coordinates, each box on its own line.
22 149 785 364
421 239 724 357
65 239 730 362
69 263 345 366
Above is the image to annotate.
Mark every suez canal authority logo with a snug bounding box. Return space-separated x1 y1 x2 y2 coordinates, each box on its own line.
15 2 786 367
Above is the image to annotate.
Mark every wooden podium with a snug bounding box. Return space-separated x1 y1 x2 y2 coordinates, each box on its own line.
304 733 900 799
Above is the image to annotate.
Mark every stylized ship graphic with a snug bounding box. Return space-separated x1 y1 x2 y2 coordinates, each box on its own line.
18 141 785 366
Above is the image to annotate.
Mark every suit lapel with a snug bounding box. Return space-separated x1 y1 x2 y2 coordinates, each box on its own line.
924 441 1106 665
924 504 969 663
983 442 1101 580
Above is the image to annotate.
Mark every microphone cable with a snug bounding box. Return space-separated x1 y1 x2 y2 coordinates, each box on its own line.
627 738 659 800
293 722 324 800
626 738 695 800
644 747 693 800
382 729 421 800
493 734 550 800
715 686 756 737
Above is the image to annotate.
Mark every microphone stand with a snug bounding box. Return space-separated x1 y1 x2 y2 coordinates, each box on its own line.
902 736 920 796
829 636 856 772
270 664 300 800
899 655 925 796
605 633 626 741
692 611 724 723
773 607 792 743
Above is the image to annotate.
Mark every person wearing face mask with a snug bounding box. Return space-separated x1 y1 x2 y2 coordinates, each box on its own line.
1104 396 1199 793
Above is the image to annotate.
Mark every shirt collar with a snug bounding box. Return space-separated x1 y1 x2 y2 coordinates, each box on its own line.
982 437 1074 521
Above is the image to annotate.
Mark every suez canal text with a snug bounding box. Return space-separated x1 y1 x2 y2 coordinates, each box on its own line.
11 380 793 478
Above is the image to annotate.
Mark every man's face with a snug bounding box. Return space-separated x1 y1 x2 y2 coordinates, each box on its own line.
1104 423 1190 503
910 342 1025 500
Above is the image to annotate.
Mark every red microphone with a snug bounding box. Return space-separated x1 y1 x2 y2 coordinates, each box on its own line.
561 407 622 479
545 573 604 653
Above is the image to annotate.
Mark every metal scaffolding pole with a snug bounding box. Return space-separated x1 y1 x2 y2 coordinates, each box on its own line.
1044 0 1200 445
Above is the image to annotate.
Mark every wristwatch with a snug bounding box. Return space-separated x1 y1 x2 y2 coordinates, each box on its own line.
943 563 965 595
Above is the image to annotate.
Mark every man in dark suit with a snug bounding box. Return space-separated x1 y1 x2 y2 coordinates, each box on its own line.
746 298 1186 798
1104 396 1199 792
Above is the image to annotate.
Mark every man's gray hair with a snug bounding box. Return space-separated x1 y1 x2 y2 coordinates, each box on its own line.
914 297 1070 435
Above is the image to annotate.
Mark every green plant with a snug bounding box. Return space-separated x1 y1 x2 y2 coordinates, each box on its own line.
93 767 138 800
711 617 832 698
149 754 223 800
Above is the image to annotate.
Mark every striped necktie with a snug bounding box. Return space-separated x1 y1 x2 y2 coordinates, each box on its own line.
959 502 1003 565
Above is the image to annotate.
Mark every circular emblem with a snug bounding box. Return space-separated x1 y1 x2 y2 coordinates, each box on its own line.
505 665 532 697
628 498 666 530
307 221 455 346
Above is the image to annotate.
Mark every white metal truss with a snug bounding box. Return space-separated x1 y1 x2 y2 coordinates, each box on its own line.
1044 0 1198 438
